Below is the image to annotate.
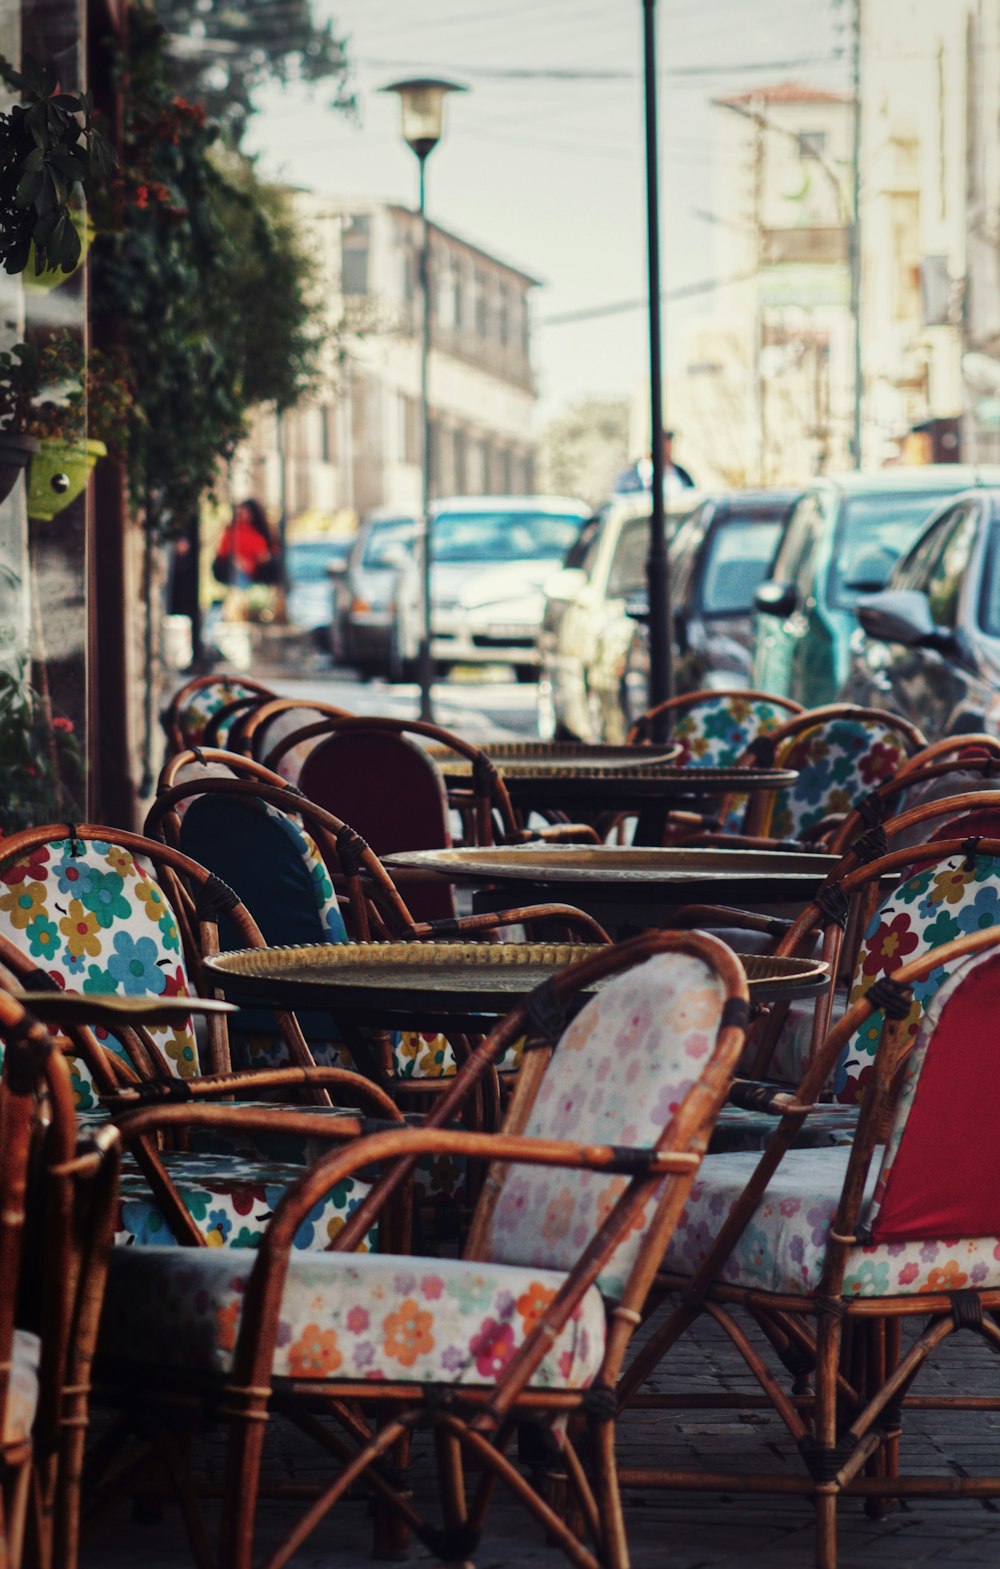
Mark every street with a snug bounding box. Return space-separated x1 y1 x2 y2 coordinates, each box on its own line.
266 662 540 744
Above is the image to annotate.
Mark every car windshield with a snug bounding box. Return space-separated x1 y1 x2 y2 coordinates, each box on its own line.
431 510 585 564
831 492 956 607
286 542 349 584
362 521 416 568
701 518 782 614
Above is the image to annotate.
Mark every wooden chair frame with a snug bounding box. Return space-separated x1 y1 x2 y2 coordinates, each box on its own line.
161 675 276 756
626 686 803 745
0 992 120 1569
92 931 750 1569
612 924 1000 1569
230 696 354 767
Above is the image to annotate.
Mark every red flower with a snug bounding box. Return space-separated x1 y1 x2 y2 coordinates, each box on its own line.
861 913 918 976
51 716 73 733
858 740 901 786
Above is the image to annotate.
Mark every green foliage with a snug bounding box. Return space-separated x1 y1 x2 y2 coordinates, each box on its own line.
153 0 352 141
0 667 83 832
0 331 133 451
0 53 117 275
91 8 320 536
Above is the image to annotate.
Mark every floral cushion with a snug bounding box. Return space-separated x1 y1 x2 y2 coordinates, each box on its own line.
0 838 199 1110
483 951 727 1300
671 695 791 768
668 950 1000 1298
835 852 1000 1103
4 1329 39 1444
769 720 914 840
176 679 264 749
99 1247 605 1389
665 1140 1000 1301
116 1149 375 1253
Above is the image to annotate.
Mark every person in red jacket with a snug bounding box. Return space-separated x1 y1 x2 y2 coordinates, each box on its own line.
212 499 278 588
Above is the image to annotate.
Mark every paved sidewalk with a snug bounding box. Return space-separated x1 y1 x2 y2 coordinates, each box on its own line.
81 1314 1000 1568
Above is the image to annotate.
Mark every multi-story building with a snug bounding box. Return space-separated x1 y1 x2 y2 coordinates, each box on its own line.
669 83 855 488
234 193 539 522
861 0 969 466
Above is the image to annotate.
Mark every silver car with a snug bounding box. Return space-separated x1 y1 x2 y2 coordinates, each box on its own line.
336 510 418 678
394 496 593 682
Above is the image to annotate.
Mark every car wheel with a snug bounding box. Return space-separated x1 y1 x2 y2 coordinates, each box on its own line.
515 664 537 684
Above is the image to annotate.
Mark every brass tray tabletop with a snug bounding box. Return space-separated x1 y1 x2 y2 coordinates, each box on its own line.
205 942 830 1020
430 741 682 780
205 941 601 1021
384 844 837 887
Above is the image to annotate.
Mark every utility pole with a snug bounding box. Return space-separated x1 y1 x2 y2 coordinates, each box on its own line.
751 94 767 485
849 0 863 468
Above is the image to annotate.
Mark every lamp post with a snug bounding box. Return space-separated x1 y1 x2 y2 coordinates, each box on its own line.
382 77 467 722
641 0 672 738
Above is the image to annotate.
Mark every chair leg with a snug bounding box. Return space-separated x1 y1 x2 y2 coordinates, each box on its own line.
373 1419 412 1561
815 1487 838 1569
220 1392 270 1569
589 1421 629 1569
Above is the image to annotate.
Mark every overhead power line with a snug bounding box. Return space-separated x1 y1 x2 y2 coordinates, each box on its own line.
541 271 757 327
355 56 841 82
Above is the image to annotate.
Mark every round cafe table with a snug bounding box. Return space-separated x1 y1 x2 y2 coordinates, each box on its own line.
430 742 796 840
204 940 830 1039
382 844 838 934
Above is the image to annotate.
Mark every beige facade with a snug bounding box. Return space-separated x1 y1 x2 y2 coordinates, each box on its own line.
861 0 970 466
233 194 538 524
670 83 855 488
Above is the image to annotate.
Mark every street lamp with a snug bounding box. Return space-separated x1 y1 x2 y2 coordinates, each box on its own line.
382 77 467 722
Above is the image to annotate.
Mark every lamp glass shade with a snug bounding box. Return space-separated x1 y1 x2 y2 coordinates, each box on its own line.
382 78 467 159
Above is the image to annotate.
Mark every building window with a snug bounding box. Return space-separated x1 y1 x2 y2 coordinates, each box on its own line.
320 403 336 465
498 284 509 348
453 427 467 493
453 261 464 329
519 294 530 357
397 392 420 464
474 268 489 337
341 214 370 296
797 129 827 161
498 445 511 492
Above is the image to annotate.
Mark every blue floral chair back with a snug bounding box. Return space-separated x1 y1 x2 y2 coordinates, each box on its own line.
669 693 797 769
165 675 272 752
835 848 1000 1103
767 716 920 840
0 836 198 1111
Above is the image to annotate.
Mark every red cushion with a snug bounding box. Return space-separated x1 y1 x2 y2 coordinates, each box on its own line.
299 732 455 922
871 950 1000 1242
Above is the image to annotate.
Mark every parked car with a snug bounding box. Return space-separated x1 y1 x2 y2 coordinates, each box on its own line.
285 535 353 654
599 488 800 741
842 487 1000 736
392 495 593 682
336 508 418 678
752 466 1000 708
536 490 701 742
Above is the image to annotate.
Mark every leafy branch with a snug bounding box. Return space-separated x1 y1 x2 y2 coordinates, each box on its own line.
0 52 118 275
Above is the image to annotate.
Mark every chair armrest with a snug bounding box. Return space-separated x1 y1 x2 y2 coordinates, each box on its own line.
502 824 602 845
103 1066 403 1122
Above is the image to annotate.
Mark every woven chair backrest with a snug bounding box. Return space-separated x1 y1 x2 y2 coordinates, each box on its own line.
835 850 1000 1104
769 716 918 840
0 837 198 1108
866 945 1000 1243
481 949 728 1299
299 731 455 922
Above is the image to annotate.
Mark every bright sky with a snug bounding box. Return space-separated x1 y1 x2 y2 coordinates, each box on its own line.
244 0 843 427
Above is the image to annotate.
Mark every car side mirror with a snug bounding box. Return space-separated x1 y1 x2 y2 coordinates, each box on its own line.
379 544 410 571
544 566 586 604
325 558 349 577
625 592 649 623
754 580 797 618
855 589 944 647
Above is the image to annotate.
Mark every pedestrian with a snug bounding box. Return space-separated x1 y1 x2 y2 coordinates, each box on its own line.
212 499 279 590
613 428 695 494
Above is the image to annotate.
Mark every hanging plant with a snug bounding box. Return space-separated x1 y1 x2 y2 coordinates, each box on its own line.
0 331 132 515
0 52 117 276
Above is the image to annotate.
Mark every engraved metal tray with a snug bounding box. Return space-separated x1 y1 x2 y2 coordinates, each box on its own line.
384 844 836 885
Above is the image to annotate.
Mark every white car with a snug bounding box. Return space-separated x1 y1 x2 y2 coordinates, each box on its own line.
394 495 593 681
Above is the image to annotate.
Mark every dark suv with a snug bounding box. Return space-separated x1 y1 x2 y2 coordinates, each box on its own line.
843 487 1000 736
600 489 799 740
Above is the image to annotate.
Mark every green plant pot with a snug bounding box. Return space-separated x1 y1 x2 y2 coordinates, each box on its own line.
28 438 106 522
24 214 93 293
0 431 40 507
